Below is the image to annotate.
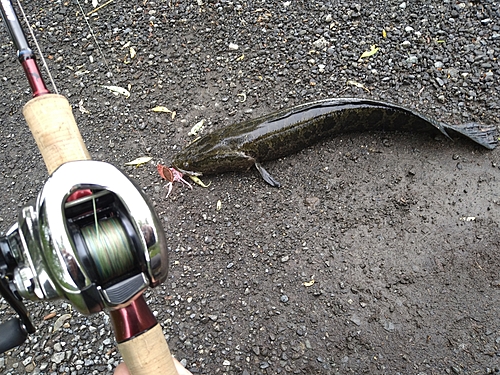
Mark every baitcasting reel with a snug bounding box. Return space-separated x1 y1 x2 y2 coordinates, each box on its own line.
0 160 169 353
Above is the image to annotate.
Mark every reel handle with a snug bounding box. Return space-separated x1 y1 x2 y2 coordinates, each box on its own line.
22 94 179 374
0 318 28 354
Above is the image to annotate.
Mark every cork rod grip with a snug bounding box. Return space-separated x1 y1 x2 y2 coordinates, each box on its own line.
22 94 91 175
118 324 179 375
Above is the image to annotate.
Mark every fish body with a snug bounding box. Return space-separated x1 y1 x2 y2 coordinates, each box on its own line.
172 98 498 186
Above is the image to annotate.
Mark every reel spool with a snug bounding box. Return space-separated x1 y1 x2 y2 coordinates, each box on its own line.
67 190 143 286
80 218 136 284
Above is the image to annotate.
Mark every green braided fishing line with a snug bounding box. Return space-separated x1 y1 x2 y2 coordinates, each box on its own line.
81 218 135 281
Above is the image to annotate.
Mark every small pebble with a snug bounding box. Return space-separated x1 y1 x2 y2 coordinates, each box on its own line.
407 55 418 64
436 77 445 86
51 353 65 364
350 315 361 326
313 37 328 49
383 321 395 332
22 357 32 366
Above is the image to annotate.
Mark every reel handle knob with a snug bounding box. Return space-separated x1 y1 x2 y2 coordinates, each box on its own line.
0 318 28 353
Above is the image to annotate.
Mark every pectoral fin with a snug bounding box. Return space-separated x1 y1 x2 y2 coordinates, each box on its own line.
255 162 281 187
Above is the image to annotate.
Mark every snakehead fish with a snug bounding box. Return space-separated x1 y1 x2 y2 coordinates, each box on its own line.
172 98 498 187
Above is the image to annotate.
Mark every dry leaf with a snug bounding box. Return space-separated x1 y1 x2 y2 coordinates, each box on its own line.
360 45 379 59
347 80 370 93
188 119 205 136
460 216 476 222
130 47 136 59
102 85 130 98
189 175 211 188
303 280 315 287
151 106 176 120
124 156 152 167
78 99 90 114
53 314 72 332
43 312 57 321
151 106 172 113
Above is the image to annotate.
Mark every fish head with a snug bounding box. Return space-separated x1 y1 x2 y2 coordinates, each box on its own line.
172 136 255 175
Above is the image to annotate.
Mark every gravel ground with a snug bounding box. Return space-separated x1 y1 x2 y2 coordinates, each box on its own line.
1 0 499 374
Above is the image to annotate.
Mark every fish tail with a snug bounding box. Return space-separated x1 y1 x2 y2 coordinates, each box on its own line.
444 122 498 150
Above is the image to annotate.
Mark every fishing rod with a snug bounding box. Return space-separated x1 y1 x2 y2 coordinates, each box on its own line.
0 1 179 374
0 0 50 97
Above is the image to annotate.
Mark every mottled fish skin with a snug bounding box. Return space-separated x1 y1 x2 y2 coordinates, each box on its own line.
172 98 498 186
